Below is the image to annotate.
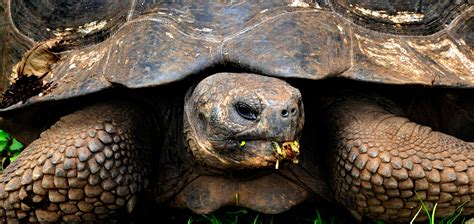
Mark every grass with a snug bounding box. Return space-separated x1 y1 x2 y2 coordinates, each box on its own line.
187 208 319 224
162 201 357 224
185 208 359 224
181 193 472 224
410 191 468 224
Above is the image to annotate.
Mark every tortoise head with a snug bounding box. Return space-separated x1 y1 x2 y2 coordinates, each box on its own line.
184 73 304 169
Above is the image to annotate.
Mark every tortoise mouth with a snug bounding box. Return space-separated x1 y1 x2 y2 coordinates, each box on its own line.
207 139 301 170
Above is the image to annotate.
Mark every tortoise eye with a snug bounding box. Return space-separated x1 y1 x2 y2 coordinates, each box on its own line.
235 102 258 121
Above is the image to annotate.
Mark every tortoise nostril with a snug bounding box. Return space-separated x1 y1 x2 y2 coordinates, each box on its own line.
290 108 297 115
281 109 289 117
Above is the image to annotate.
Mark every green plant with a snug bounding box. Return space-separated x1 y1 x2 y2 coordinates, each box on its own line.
184 205 354 224
0 129 24 171
411 191 466 224
187 208 252 224
313 209 322 224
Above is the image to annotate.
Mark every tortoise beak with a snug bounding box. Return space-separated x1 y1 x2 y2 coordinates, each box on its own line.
210 139 300 169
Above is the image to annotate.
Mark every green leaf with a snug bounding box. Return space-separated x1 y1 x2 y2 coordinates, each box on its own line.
0 130 11 141
9 138 24 152
0 140 8 152
9 151 21 163
0 130 12 153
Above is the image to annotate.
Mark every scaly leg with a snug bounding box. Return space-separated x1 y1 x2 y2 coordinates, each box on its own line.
0 102 154 223
327 98 474 221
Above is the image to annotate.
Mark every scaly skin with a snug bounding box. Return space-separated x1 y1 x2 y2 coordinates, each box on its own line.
3 73 473 222
0 102 152 223
328 98 474 221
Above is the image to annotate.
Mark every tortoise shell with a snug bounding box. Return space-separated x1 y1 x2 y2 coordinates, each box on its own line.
1 0 472 111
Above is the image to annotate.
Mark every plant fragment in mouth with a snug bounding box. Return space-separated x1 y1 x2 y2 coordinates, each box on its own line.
272 140 300 169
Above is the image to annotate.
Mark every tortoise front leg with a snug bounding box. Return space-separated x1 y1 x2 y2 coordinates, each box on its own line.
327 98 474 221
0 102 153 223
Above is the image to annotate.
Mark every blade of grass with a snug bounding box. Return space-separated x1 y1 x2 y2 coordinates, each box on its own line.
431 203 438 224
231 214 239 224
314 209 322 224
447 206 463 224
414 191 432 221
252 214 260 224
225 209 248 215
203 214 221 224
441 200 467 224
410 206 423 224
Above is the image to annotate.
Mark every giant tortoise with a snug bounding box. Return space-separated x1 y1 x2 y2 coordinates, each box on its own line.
0 0 473 223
